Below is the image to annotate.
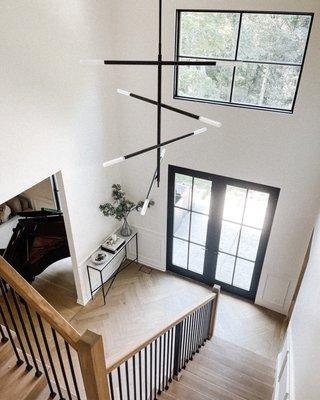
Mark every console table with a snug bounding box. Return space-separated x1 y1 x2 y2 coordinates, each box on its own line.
87 229 138 305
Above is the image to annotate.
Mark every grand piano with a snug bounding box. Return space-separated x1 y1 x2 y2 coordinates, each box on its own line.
1 209 70 282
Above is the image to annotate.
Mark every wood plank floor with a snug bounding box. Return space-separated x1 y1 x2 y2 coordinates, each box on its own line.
0 258 285 399
31 259 284 364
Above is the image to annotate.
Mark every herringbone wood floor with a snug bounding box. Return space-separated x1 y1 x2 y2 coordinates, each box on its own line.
32 259 284 365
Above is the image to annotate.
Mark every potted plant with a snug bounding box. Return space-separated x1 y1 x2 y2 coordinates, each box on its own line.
99 184 154 236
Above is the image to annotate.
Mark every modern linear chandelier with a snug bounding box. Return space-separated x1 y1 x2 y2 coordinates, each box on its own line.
81 1 223 213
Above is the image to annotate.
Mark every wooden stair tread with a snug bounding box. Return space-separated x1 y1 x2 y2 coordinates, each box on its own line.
0 343 46 400
185 361 269 400
209 336 275 369
199 345 275 383
167 379 216 400
179 369 252 400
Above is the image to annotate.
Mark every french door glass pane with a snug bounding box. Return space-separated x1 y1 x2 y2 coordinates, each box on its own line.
174 209 190 240
172 172 211 275
238 13 312 64
216 253 235 284
192 178 212 214
219 221 240 255
172 238 188 269
179 12 240 59
233 259 255 290
243 190 270 229
190 213 209 245
238 227 261 261
223 186 247 223
189 244 205 274
175 174 192 208
216 185 270 292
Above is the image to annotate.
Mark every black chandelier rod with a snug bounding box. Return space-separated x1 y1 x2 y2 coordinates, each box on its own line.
103 60 217 66
157 0 163 186
103 128 207 168
117 89 222 127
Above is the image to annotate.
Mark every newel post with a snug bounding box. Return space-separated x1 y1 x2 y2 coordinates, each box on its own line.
208 285 221 340
77 330 110 400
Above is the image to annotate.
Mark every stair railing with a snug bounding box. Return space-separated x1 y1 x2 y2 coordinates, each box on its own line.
105 285 220 400
0 256 109 400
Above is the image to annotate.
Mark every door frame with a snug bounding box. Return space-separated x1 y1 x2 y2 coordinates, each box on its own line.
166 165 280 299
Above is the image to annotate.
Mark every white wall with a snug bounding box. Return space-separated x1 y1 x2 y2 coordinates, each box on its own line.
0 1 122 304
288 214 320 400
110 0 320 314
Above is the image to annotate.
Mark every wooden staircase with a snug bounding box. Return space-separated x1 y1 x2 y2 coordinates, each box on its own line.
160 336 275 400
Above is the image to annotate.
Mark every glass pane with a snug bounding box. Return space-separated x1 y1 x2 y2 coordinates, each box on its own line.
243 190 269 229
223 186 247 223
180 12 240 59
215 253 235 284
173 208 190 240
172 238 188 269
190 213 208 245
178 62 234 102
175 174 192 209
219 221 241 255
192 178 212 214
233 258 255 291
238 227 261 261
189 243 205 274
233 63 300 110
238 13 312 64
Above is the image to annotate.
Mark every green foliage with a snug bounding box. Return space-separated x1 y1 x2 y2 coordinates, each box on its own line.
177 12 311 110
99 184 155 221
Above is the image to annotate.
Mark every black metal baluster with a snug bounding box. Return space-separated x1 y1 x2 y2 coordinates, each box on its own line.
157 336 162 395
154 338 158 400
139 351 142 400
165 330 170 390
181 319 187 369
195 310 201 353
202 304 208 343
0 303 22 365
144 347 148 400
198 307 204 348
132 356 137 400
200 306 206 346
169 327 174 382
206 302 212 340
0 323 8 343
11 290 41 376
149 342 153 400
109 373 115 400
37 314 64 400
0 281 31 370
52 329 72 400
125 360 131 400
24 303 56 398
173 322 183 379
185 315 192 364
65 342 81 400
117 366 123 400
183 316 190 367
190 312 196 359
162 332 167 391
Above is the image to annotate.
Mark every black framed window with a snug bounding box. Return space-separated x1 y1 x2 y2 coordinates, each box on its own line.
174 10 313 113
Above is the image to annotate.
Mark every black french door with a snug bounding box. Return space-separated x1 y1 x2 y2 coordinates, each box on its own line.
167 165 280 299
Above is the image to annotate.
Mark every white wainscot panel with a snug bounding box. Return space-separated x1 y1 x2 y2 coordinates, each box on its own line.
261 273 291 312
128 226 165 271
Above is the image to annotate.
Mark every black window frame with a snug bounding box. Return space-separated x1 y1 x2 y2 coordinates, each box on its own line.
174 10 314 114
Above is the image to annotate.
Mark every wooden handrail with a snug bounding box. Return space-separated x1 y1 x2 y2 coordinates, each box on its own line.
106 292 217 373
0 256 81 348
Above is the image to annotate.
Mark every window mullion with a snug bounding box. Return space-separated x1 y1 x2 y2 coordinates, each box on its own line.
230 12 243 103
